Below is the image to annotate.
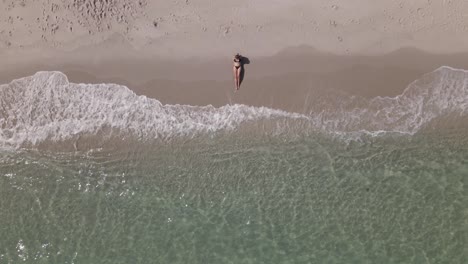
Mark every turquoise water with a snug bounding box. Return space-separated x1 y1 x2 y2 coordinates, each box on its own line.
1 131 467 263
1 68 468 263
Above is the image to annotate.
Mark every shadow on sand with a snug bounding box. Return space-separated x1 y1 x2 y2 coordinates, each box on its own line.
240 56 250 87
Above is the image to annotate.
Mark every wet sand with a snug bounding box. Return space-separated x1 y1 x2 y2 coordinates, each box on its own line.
3 47 468 113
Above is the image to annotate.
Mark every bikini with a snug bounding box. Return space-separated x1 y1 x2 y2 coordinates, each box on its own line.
234 58 241 69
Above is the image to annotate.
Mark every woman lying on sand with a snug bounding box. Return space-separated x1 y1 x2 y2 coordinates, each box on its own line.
232 53 243 90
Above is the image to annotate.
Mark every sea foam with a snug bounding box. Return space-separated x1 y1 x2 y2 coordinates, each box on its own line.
1 67 468 148
319 66 468 134
0 71 305 148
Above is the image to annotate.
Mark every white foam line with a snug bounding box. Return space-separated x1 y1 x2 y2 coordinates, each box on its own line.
1 66 468 147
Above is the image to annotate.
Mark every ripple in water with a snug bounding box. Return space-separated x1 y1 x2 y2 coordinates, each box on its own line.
0 68 467 263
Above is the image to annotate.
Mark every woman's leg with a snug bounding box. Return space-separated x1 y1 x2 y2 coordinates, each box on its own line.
236 67 241 90
233 66 238 90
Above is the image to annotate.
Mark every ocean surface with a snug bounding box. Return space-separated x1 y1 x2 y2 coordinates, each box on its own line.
0 67 467 263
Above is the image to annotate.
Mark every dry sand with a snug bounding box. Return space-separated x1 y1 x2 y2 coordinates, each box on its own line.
1 0 468 112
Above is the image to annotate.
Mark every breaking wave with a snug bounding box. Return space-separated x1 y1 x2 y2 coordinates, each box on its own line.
1 66 468 148
0 71 305 148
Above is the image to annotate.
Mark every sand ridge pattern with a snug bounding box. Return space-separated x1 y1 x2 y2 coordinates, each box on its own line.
3 0 468 56
0 0 148 48
68 0 147 32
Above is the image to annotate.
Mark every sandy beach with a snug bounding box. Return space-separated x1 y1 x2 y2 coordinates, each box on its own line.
3 2 468 263
2 0 468 112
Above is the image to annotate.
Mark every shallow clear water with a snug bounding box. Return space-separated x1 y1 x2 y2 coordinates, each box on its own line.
1 131 467 263
1 68 468 263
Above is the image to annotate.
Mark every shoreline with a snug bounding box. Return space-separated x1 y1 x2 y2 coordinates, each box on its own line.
3 47 468 113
